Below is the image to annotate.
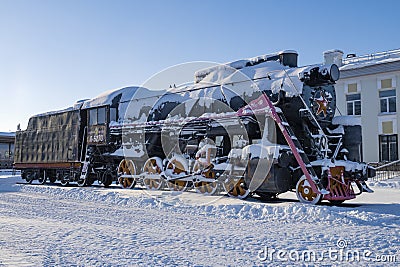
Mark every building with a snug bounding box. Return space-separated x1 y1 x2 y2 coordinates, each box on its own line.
0 132 15 169
325 49 400 163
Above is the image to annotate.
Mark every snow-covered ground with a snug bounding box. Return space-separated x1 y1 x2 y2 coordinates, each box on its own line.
0 174 399 266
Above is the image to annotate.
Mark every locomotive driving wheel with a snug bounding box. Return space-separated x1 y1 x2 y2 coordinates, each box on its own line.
117 159 137 189
142 157 164 190
165 157 190 191
193 162 218 195
222 177 250 199
194 180 218 195
295 176 322 204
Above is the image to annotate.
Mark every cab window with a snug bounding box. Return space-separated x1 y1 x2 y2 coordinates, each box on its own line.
98 107 106 124
110 108 117 122
89 109 97 125
89 107 107 126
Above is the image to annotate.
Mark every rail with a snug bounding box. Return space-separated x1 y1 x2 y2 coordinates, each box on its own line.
342 48 400 65
368 159 400 181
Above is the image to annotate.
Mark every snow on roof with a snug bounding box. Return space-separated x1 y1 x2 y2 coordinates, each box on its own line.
34 106 77 117
0 132 15 137
194 51 298 82
82 86 137 109
81 86 166 109
332 116 361 126
340 48 400 71
323 49 344 55
193 57 315 97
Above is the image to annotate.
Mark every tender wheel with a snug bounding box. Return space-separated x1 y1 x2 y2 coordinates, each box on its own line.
77 178 86 187
117 159 137 189
38 176 46 185
142 157 164 190
193 162 218 195
23 172 34 184
25 176 34 184
165 157 190 191
37 171 47 185
296 176 322 204
222 177 250 199
60 179 69 187
84 174 96 186
102 172 113 188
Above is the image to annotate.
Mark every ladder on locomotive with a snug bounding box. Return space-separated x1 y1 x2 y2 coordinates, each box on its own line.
261 94 327 194
80 153 90 180
80 127 90 180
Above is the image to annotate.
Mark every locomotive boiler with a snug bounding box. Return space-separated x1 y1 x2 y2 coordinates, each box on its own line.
14 50 375 204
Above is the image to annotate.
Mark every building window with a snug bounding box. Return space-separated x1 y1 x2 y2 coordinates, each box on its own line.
382 121 394 134
379 134 398 162
346 93 361 115
379 89 396 113
381 78 392 89
347 83 358 93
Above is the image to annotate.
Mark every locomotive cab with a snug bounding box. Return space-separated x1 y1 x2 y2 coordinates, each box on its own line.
86 106 116 145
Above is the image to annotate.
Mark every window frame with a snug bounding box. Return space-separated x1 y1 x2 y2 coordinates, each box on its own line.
345 80 361 94
379 89 397 114
379 134 398 162
346 93 361 116
88 106 108 126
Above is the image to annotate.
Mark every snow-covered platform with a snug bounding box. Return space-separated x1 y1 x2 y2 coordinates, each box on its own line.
0 175 399 266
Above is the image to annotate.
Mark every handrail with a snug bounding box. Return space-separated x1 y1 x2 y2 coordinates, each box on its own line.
343 48 400 65
369 159 400 181
371 159 400 170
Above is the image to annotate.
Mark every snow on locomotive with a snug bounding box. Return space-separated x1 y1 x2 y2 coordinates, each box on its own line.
14 50 376 204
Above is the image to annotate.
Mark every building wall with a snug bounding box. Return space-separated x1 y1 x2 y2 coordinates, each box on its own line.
362 75 381 163
336 70 400 163
0 136 15 169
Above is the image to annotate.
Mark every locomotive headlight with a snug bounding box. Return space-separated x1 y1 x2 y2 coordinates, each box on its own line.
329 64 340 81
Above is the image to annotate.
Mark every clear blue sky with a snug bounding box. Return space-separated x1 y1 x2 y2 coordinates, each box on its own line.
1 0 400 131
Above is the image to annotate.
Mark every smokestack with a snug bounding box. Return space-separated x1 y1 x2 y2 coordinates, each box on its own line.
279 50 298 67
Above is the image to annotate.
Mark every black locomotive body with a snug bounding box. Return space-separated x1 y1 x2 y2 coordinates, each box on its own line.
14 50 375 204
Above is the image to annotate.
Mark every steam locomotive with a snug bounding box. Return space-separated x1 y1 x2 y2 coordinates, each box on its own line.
14 50 375 204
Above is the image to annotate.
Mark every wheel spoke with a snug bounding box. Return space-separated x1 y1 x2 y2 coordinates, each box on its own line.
222 178 249 199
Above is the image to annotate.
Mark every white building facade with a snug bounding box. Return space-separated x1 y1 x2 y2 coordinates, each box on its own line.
327 49 400 163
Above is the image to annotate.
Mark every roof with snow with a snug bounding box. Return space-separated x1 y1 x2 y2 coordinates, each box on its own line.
340 48 400 78
81 86 166 109
192 50 321 97
332 116 361 126
0 132 15 143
